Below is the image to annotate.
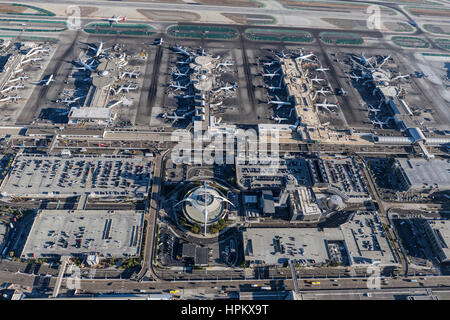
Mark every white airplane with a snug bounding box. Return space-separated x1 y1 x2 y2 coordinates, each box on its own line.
33 74 55 86
121 70 140 78
0 95 21 103
261 67 281 79
87 41 111 58
21 57 43 65
371 118 388 129
213 83 236 93
174 45 190 57
172 68 189 79
338 88 348 96
266 76 284 91
392 73 410 81
348 73 363 81
352 52 375 67
367 103 381 114
268 95 291 109
261 60 279 67
59 95 86 105
217 61 234 68
176 57 191 65
316 87 331 96
119 84 137 93
315 98 339 112
75 59 96 72
169 81 191 91
163 111 193 124
1 84 25 93
297 52 315 61
176 94 195 99
311 75 326 84
106 15 127 26
275 49 287 58
271 115 288 123
377 55 390 68
154 38 164 46
7 76 29 83
197 48 206 56
316 66 330 72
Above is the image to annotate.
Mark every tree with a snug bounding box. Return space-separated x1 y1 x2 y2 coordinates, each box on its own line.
191 224 201 234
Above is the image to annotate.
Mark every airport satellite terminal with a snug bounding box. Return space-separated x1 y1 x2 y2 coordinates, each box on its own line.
0 0 449 303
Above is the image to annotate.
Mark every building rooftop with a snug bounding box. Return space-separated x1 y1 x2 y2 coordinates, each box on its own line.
69 107 111 120
1 154 151 199
243 211 398 267
21 210 145 259
395 158 450 190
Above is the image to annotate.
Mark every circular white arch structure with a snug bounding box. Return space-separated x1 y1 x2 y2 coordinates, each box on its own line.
175 182 234 235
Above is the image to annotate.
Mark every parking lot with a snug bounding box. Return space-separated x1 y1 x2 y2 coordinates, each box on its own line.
21 209 145 259
1 154 152 199
393 218 438 268
237 156 311 190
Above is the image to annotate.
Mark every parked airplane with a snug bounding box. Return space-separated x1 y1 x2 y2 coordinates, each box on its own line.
268 95 291 109
376 55 390 68
348 73 363 81
75 58 96 72
261 60 279 67
174 45 190 57
371 118 389 129
86 41 111 58
0 95 21 103
275 49 287 58
217 61 234 68
271 115 288 123
169 81 191 91
213 83 236 93
7 76 29 83
154 38 164 46
261 67 282 79
336 88 347 96
106 15 127 26
33 74 55 86
59 95 86 105
392 73 410 81
163 111 193 124
315 98 339 112
316 66 330 72
121 70 141 78
367 103 381 114
266 76 284 91
176 57 191 65
118 84 137 93
316 87 331 96
297 52 315 61
311 75 326 84
1 84 24 93
172 68 189 79
351 52 375 67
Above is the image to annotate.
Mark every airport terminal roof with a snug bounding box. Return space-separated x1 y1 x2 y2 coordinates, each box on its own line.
69 107 111 120
21 210 145 259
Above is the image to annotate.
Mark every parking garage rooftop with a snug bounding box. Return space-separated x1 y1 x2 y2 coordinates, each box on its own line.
0 154 151 199
21 209 145 259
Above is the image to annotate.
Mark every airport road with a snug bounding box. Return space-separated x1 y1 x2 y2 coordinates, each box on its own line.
356 156 408 276
136 151 168 280
6 271 449 297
